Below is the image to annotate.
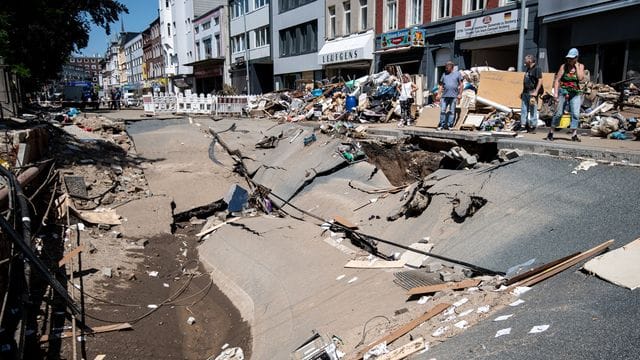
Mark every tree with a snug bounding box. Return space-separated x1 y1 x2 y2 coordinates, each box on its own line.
0 0 128 90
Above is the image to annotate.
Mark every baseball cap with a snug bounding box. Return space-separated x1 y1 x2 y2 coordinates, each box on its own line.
565 48 579 58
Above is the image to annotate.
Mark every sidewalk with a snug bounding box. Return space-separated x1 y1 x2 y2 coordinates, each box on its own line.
365 123 640 164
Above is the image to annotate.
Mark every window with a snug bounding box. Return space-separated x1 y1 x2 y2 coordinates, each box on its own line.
70 58 75 63
344 2 351 34
408 0 422 25
255 0 267 9
203 38 212 58
279 0 315 13
195 41 201 60
464 0 485 14
499 0 515 5
91 65 96 69
167 23 171 36
214 17 220 26
195 25 199 34
255 27 270 47
165 0 169 8
328 6 336 38
433 0 452 20
231 34 247 53
359 0 368 30
202 21 211 30
215 34 221 56
386 0 397 31
278 20 317 57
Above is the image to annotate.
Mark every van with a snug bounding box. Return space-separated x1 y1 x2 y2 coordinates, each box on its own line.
122 90 139 107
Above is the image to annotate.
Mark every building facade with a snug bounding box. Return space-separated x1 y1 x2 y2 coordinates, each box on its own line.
67 56 103 83
188 6 229 93
229 0 273 94
103 41 120 90
319 0 376 81
124 33 144 91
143 17 166 92
272 0 325 90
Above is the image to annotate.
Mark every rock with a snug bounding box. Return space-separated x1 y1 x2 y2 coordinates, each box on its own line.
440 271 465 282
187 316 196 325
111 164 123 175
102 267 112 278
458 147 478 167
189 217 206 225
424 262 443 272
110 231 122 238
102 192 116 205
498 149 523 161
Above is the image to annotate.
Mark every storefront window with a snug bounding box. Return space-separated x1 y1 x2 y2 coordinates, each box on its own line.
432 0 451 21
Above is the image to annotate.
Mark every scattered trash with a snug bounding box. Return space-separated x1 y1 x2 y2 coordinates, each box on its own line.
148 271 159 277
458 309 474 317
529 325 550 334
454 320 468 329
417 296 430 305
510 286 532 296
494 314 514 322
452 298 469 308
336 274 346 281
572 160 598 174
432 326 448 337
221 343 229 350
495 328 512 338
477 305 491 314
147 304 158 309
363 342 388 360
163 283 170 288
101 267 112 278
187 316 196 325
347 276 358 284
212 347 244 360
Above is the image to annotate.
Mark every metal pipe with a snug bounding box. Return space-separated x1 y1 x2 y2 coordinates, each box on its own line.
517 0 527 71
0 166 43 210
476 95 513 114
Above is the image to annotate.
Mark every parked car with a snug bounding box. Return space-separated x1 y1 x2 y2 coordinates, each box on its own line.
122 91 140 107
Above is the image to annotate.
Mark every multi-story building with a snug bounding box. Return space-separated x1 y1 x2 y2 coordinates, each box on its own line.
319 0 376 81
143 17 166 92
272 0 325 90
375 0 537 88
124 33 144 91
103 41 120 91
537 0 640 84
229 0 273 94
67 56 103 83
188 5 229 93
118 32 139 87
158 0 225 92
60 63 90 83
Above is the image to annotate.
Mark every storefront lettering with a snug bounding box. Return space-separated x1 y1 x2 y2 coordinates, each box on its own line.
321 49 361 64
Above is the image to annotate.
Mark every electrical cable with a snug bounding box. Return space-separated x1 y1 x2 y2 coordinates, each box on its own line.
356 315 391 348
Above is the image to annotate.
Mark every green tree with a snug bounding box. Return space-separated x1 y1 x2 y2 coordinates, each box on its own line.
0 0 128 90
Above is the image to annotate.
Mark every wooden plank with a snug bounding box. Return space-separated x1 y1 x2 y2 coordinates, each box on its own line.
454 107 469 130
505 252 580 286
376 337 425 360
58 244 86 267
72 207 121 225
352 303 450 360
196 217 241 237
509 239 614 289
407 278 481 296
40 323 132 342
415 107 441 128
344 259 406 269
333 215 358 229
476 71 555 108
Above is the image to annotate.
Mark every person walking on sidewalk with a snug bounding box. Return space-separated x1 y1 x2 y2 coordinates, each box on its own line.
397 74 417 127
521 54 543 133
546 48 585 142
437 61 463 130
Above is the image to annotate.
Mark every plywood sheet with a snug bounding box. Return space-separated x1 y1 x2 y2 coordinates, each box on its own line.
583 238 640 290
415 107 441 128
477 71 555 108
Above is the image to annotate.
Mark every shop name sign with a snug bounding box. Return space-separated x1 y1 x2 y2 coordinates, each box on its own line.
320 48 364 65
455 9 524 40
379 28 425 50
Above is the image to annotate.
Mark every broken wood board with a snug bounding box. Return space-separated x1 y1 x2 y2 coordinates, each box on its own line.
344 259 406 269
509 239 614 289
40 323 132 342
376 337 425 360
332 215 358 229
72 208 121 225
505 252 580 286
454 107 469 130
94 356 106 360
196 216 241 237
583 238 640 290
352 302 450 360
415 107 441 128
399 242 433 268
476 71 555 108
407 278 481 296
58 244 86 267
462 114 486 128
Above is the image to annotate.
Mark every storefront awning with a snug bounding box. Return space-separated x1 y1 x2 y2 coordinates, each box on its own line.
459 34 518 50
318 31 374 66
373 46 412 54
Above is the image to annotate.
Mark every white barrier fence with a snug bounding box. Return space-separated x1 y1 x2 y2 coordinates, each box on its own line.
143 92 254 117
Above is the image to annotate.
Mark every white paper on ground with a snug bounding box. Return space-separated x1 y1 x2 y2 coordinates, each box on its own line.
432 327 448 337
443 306 456 316
511 286 532 296
452 298 469 308
458 309 474 317
493 314 514 322
418 296 431 305
454 320 468 329
529 325 550 334
477 305 491 313
336 274 345 281
509 299 525 307
348 276 358 283
495 328 512 338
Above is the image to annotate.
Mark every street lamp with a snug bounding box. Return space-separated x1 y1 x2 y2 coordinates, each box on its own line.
243 0 250 95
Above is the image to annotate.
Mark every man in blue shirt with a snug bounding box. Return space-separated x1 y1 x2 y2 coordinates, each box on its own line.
436 61 463 130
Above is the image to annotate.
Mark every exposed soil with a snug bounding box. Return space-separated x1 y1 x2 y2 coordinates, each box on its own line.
361 141 444 186
48 230 251 360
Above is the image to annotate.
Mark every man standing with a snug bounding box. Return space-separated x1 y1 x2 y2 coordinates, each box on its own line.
521 54 543 133
437 61 463 130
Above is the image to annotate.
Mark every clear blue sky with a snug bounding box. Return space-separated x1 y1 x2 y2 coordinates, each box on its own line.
79 0 159 57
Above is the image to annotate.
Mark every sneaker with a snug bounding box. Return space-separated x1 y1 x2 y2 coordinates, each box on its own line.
571 134 581 142
545 133 554 141
397 122 405 128
436 127 443 131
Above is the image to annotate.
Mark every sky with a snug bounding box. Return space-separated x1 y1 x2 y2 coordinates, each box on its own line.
78 0 159 57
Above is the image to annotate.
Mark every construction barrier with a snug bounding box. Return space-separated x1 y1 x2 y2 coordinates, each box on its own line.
144 92 254 116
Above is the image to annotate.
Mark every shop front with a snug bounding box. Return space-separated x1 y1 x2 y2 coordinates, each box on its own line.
374 27 427 75
318 30 374 81
186 58 225 94
454 8 528 71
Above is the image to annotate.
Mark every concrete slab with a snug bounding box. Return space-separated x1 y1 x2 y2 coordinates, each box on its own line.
583 238 640 290
127 119 244 213
117 195 173 238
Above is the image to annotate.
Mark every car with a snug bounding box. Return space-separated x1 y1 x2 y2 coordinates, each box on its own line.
122 91 140 107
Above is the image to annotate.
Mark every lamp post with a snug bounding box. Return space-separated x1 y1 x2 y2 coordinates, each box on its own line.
243 0 250 95
517 0 526 71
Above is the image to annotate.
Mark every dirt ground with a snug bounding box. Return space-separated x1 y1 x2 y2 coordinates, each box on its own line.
50 229 251 360
361 141 444 186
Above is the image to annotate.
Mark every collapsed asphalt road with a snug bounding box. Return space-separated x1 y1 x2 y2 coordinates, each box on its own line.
127 116 640 359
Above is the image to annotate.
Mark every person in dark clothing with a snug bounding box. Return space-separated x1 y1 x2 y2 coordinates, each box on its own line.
521 54 543 133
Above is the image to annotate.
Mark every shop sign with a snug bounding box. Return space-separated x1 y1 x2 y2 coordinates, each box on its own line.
320 48 364 65
194 66 222 78
379 28 426 50
455 9 524 40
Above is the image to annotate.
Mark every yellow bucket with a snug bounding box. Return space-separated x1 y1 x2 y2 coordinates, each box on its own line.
559 114 571 128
